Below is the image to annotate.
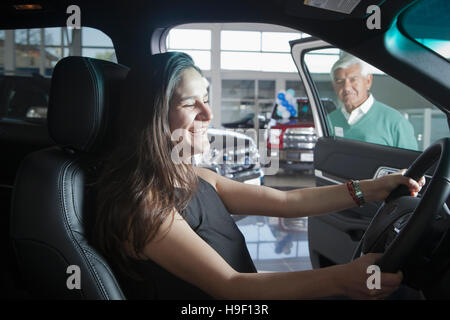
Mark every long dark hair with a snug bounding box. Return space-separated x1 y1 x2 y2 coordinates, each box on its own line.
93 52 202 276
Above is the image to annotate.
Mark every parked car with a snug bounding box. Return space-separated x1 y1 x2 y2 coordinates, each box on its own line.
199 128 264 185
222 112 268 129
0 73 50 120
267 97 336 172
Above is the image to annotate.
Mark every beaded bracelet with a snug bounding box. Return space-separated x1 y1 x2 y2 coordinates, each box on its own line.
346 180 365 207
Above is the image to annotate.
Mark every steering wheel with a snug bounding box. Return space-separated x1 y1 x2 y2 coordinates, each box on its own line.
352 137 450 273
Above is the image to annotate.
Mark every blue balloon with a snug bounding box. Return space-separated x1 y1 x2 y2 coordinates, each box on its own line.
281 101 289 107
277 93 286 101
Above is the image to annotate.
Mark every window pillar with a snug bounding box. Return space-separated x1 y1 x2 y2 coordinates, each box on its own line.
210 24 221 128
4 30 15 74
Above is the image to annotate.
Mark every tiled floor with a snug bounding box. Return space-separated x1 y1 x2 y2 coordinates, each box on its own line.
263 169 315 189
247 170 314 272
255 257 313 272
236 206 313 272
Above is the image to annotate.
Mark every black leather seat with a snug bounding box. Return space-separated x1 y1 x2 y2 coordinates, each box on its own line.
10 56 129 299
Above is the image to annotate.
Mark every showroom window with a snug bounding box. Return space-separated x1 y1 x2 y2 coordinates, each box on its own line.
221 30 301 72
166 25 308 128
166 29 211 70
81 27 116 63
0 27 116 120
221 79 275 124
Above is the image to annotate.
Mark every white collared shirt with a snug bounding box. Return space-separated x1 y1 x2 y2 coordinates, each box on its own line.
340 94 374 125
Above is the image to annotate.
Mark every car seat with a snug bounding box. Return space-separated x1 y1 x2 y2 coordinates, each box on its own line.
10 56 129 299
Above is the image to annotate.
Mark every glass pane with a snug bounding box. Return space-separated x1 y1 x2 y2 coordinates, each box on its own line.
45 48 65 67
168 29 211 50
168 49 210 71
259 102 275 121
222 52 297 72
221 31 261 51
222 80 255 99
45 27 61 45
15 29 41 45
258 80 275 99
221 52 261 71
82 27 113 47
401 0 450 60
286 80 306 97
221 100 255 124
82 48 117 63
260 53 297 72
406 108 449 150
303 49 448 151
261 32 301 52
63 28 73 46
304 52 340 73
431 112 449 144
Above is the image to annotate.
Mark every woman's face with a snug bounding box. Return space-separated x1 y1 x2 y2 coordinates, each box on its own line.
169 67 213 158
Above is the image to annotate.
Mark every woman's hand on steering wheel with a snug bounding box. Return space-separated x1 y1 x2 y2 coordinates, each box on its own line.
371 169 426 201
335 253 403 300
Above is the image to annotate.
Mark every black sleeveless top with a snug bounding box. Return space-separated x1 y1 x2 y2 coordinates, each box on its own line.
114 177 257 300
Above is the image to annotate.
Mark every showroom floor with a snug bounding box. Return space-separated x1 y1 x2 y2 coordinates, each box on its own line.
237 170 315 272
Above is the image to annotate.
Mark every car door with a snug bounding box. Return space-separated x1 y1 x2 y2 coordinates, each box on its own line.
289 38 448 269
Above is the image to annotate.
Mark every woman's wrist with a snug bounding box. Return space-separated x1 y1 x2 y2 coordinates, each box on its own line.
328 264 347 297
358 179 380 203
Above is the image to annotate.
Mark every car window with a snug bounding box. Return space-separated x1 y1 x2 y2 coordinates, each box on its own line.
166 24 308 132
304 48 449 152
0 27 116 121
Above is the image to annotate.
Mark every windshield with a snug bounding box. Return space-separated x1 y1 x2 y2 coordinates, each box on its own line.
401 0 450 61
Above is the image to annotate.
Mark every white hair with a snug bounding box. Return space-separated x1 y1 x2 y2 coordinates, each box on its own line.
330 53 373 82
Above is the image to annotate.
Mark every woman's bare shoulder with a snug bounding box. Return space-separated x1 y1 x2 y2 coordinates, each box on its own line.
194 167 218 190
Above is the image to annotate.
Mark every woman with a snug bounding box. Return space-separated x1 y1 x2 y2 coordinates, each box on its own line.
93 52 425 300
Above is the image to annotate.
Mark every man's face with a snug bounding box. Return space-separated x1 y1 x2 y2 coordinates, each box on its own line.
332 64 373 113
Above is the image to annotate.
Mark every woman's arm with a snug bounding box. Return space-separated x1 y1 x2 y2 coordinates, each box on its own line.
196 167 424 219
140 210 401 299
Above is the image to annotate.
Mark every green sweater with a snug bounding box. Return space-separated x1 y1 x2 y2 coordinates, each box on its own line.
327 99 418 150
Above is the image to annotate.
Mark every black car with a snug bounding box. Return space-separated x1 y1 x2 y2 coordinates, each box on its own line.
0 73 50 119
0 0 449 301
222 113 268 129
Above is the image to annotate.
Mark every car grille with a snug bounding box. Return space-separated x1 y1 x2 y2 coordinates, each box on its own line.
283 127 317 150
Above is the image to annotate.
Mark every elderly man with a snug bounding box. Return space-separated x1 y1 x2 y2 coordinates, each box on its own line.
327 53 418 150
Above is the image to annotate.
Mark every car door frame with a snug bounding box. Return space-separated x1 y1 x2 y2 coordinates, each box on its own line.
288 37 433 269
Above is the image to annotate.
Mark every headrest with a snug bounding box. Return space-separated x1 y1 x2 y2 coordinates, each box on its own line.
48 56 129 153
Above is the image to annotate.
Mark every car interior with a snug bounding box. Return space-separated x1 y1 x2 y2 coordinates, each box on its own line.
0 0 449 300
